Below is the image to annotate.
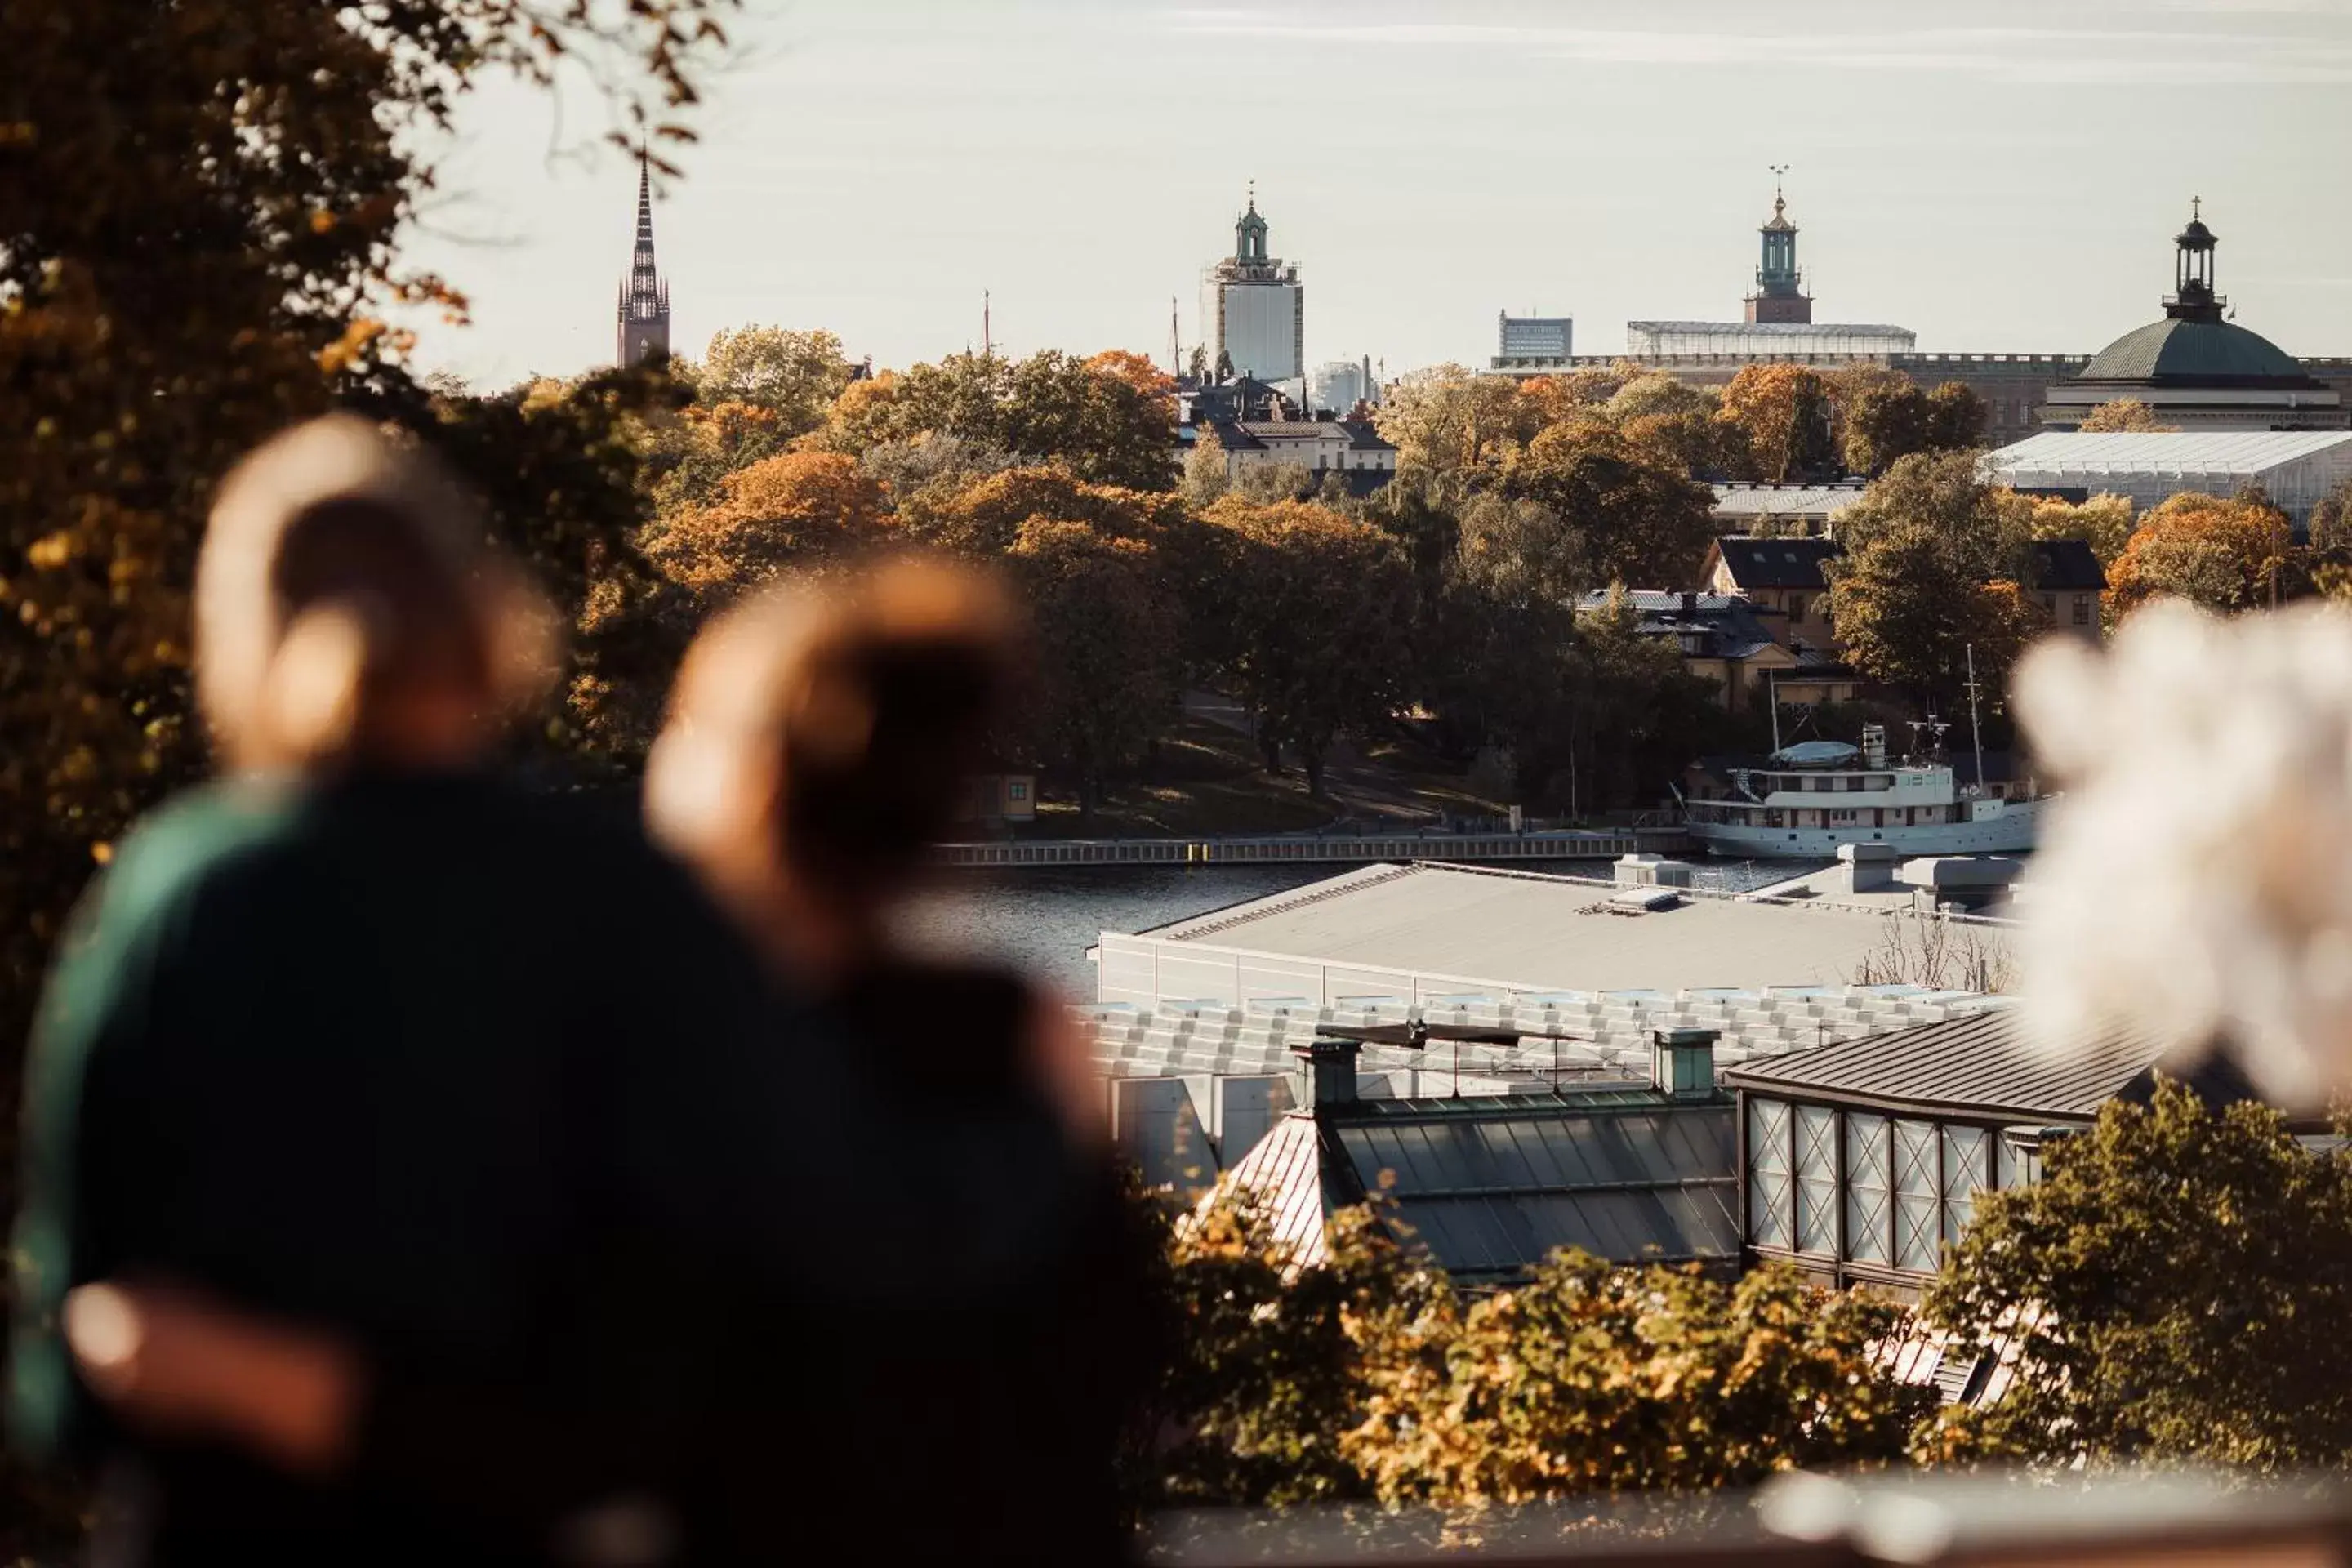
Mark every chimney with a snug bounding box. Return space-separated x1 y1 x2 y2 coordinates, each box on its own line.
1295 1036 1361 1110
1652 1027 1718 1098
1681 590 1699 618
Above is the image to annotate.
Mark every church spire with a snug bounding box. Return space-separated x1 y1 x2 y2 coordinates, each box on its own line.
617 146 671 367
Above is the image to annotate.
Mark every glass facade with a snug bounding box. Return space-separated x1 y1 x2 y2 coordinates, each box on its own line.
1745 1094 2021 1279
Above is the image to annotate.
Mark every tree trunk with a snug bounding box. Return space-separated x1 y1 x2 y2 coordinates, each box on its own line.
1302 745 1325 800
1260 735 1282 775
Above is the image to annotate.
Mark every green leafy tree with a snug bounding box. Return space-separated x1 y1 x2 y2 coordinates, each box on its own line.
1500 427 1717 588
1833 449 2035 585
2027 492 2138 568
1180 425 1232 510
1202 497 1414 793
688 325 856 437
1006 521 1182 817
1924 381 1989 450
1828 523 2042 708
1927 1080 2352 1471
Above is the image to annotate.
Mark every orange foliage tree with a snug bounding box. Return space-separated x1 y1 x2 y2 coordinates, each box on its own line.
902 466 1180 558
646 451 894 611
2106 492 2292 617
1717 363 1838 483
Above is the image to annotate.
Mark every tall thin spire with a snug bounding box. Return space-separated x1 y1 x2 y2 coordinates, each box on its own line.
983 289 993 359
616 145 671 366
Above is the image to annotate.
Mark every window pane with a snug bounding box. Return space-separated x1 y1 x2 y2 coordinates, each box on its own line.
1748 1098 1793 1250
1942 1125 1989 1243
1796 1106 1838 1255
1895 1119 1940 1272
1843 1112 1890 1265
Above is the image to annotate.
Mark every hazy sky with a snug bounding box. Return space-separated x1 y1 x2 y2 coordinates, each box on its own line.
400 0 2352 389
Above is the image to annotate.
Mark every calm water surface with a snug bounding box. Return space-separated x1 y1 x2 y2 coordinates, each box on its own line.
903 858 1806 998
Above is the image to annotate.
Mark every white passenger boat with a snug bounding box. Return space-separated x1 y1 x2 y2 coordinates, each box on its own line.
1680 724 2046 858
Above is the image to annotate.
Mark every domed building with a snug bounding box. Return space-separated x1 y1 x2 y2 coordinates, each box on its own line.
2042 205 2345 431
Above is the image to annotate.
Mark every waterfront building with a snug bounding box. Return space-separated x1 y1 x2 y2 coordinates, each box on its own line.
1200 192 1304 390
614 152 671 367
1579 589 1856 711
2039 205 2346 432
1985 430 2352 528
1699 536 2106 646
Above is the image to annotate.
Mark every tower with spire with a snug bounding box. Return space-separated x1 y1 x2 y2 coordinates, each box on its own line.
1744 168 1813 326
1199 185 1305 394
616 151 671 367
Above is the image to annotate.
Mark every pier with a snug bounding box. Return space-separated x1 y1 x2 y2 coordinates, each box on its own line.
939 827 1693 868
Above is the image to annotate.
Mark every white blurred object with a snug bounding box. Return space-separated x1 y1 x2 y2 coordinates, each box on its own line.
2016 599 2352 1105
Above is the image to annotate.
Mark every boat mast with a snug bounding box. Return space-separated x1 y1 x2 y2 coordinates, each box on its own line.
1963 644 1986 797
1767 668 1780 755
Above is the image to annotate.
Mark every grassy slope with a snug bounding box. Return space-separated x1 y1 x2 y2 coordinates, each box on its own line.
1017 711 1512 840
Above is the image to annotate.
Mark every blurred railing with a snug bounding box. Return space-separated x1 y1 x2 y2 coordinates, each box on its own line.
1146 1472 2352 1566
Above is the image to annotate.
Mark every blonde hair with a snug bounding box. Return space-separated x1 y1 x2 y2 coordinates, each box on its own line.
647 558 1023 900
196 415 553 770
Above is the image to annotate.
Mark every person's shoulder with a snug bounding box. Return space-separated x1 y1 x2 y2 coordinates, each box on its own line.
90 779 307 929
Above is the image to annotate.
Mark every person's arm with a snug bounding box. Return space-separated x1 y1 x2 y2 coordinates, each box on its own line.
7 870 160 1469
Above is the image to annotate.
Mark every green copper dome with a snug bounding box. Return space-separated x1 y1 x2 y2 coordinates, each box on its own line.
2076 316 2310 387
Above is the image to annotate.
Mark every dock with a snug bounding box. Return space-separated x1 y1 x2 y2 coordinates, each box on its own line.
939 827 1693 867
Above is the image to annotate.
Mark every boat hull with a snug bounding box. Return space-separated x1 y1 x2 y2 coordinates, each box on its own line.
1686 800 2044 859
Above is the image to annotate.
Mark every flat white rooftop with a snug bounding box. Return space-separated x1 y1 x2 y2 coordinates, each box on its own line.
1107 862 1928 1000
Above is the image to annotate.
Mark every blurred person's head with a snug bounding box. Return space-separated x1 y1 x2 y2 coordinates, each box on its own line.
646 558 1022 970
196 415 552 774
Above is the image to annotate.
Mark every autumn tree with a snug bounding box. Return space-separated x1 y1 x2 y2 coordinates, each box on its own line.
1717 364 1838 483
1924 381 1989 450
645 450 893 610
1833 449 2034 584
2105 491 2292 617
1829 523 2043 707
1927 1080 2352 1471
1500 426 1717 587
2077 398 2175 434
898 466 1175 559
1345 1252 1931 1506
1374 364 1537 494
1181 424 1232 510
1836 373 1989 478
2026 491 2138 567
813 349 1175 490
1202 498 1414 793
1006 522 1182 817
689 325 857 437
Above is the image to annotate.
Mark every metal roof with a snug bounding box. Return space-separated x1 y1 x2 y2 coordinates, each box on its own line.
1724 1009 2171 1122
1222 1091 1739 1281
2030 537 2107 592
1711 484 1867 519
2077 316 2311 385
1627 320 1915 339
1712 536 1840 590
1987 430 2352 479
1141 863 1910 996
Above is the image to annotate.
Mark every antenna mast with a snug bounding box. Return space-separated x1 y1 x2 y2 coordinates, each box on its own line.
1964 644 1987 799
1169 295 1181 376
982 289 992 359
